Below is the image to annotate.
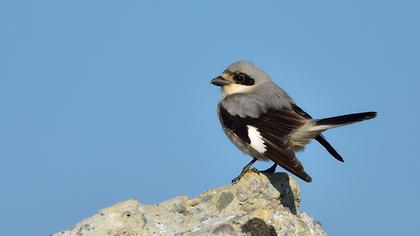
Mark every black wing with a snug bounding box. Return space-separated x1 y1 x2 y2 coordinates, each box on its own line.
291 104 344 162
219 105 312 182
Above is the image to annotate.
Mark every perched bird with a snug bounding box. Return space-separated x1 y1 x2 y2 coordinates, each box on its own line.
211 61 377 183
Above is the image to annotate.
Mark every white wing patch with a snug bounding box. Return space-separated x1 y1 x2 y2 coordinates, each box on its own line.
247 125 267 153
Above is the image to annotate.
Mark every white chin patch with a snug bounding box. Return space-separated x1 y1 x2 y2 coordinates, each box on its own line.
222 83 253 95
247 125 267 153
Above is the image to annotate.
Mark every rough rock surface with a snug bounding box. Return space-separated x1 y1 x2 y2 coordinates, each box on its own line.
53 171 326 236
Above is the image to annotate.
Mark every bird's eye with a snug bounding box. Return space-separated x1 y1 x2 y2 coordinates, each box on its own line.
232 73 255 86
235 73 246 83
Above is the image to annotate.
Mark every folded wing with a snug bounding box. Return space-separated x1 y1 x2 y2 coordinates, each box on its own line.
219 104 313 182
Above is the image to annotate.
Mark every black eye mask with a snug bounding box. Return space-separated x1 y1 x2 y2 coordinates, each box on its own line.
233 73 255 86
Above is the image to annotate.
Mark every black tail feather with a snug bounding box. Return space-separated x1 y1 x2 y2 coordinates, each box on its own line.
316 111 377 127
314 111 377 162
292 104 377 165
315 135 344 162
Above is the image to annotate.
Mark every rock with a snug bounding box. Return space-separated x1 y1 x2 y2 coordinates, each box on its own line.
52 171 327 236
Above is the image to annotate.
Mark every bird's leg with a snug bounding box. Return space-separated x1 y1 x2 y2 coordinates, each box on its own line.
231 158 258 184
261 163 277 174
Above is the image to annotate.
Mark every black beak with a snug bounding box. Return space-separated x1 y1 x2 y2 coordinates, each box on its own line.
211 76 231 86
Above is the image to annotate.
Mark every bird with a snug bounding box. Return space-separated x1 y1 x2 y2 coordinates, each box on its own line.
211 60 377 184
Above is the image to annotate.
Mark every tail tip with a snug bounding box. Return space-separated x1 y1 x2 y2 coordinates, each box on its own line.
303 173 312 183
366 111 378 120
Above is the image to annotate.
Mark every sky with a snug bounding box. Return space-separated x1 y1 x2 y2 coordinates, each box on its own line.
1 1 419 235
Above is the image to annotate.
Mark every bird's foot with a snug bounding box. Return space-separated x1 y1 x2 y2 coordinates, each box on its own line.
232 158 258 184
231 175 242 184
260 163 277 174
250 167 260 173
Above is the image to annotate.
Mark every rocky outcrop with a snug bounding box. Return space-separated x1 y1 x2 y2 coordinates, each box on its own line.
53 171 326 236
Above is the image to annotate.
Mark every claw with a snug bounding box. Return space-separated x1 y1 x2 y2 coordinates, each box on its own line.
261 163 277 174
250 168 260 174
231 158 258 184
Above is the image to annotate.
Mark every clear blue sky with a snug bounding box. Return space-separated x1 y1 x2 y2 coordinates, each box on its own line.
1 1 419 235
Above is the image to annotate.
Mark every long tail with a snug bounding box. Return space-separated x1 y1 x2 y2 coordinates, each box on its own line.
292 104 377 163
311 112 377 131
309 111 377 162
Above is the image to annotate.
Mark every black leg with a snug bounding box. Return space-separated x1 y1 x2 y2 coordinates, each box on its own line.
231 158 258 184
261 163 277 174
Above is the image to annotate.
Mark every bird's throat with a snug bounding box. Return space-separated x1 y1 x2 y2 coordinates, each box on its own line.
222 84 254 96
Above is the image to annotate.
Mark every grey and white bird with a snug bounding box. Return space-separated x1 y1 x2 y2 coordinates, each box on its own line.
211 61 377 183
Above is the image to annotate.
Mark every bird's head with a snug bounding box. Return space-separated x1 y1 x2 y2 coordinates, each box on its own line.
211 61 272 96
